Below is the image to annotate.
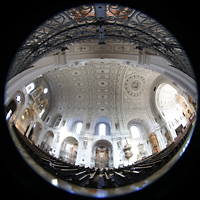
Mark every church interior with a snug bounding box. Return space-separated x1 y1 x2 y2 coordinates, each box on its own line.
3 3 198 198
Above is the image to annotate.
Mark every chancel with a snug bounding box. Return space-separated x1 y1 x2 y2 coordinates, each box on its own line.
4 3 197 198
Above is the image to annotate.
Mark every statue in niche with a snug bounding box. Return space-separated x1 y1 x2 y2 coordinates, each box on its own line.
123 138 133 159
165 129 173 146
149 133 160 154
83 138 88 149
137 143 147 161
86 122 90 129
117 138 121 148
115 122 119 130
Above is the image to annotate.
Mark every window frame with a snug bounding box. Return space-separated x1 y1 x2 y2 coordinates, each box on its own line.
95 122 110 136
130 125 141 139
74 122 83 134
99 123 106 136
54 117 61 127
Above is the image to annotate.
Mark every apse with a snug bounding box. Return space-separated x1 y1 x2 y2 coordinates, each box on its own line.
4 3 198 198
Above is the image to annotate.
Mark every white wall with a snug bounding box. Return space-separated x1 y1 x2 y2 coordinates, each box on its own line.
4 47 197 168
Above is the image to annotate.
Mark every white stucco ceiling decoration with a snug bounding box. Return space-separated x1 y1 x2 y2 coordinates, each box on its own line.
43 60 161 125
124 74 146 98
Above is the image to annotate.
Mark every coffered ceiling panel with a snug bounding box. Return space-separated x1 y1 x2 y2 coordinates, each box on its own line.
43 60 159 122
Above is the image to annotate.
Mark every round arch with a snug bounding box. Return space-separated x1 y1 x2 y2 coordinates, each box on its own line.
155 83 179 119
41 131 54 152
91 139 113 168
59 136 79 164
15 107 34 135
93 116 111 134
127 115 154 134
29 122 43 145
48 113 62 127
5 90 26 122
67 116 83 132
149 75 181 124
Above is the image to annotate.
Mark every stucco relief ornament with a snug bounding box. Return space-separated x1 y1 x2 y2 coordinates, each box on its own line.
83 138 88 149
117 138 122 148
124 75 146 98
123 138 133 159
56 133 60 143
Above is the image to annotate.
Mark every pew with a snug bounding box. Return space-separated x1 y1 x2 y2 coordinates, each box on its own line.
11 115 195 189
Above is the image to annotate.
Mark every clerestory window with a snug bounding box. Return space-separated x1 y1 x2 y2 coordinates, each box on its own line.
130 125 141 139
94 122 110 136
75 122 83 134
99 123 106 136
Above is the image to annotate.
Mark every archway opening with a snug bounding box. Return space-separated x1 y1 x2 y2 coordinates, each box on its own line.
92 140 113 169
41 131 54 152
155 83 196 142
15 108 34 136
59 137 78 164
29 122 43 145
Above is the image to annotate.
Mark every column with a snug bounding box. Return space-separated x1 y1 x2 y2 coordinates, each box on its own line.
75 136 83 166
51 132 60 157
155 129 166 150
112 137 121 168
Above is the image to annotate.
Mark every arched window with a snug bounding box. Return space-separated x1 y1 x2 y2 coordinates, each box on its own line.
130 125 141 139
74 122 83 134
95 123 110 136
41 131 54 152
54 117 61 127
99 123 106 136
48 113 62 127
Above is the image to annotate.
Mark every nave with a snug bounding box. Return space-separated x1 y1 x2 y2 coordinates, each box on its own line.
12 114 195 189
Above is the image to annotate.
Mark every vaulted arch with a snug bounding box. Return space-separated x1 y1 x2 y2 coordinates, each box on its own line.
48 113 62 127
67 116 83 132
93 116 112 136
59 136 78 164
41 131 54 152
91 139 113 168
29 122 43 145
127 115 154 134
